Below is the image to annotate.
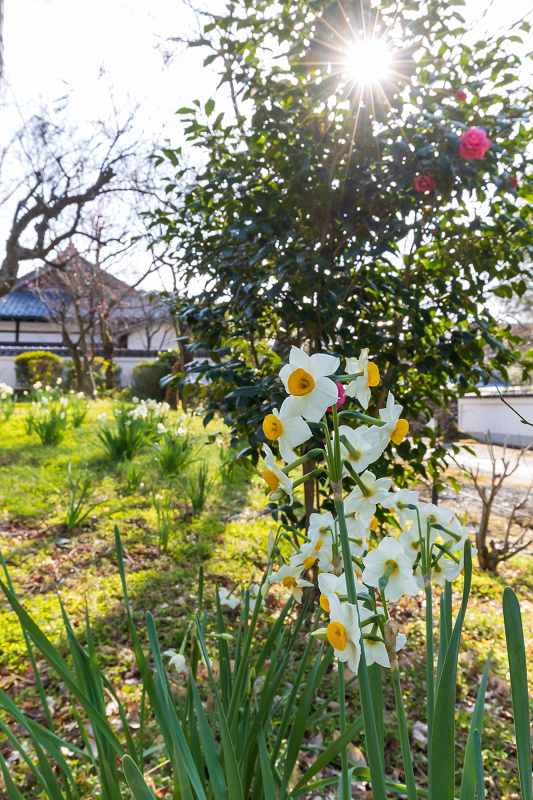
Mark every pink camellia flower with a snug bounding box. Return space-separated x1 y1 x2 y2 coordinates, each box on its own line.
459 127 491 160
413 173 437 192
327 381 346 412
509 175 518 189
456 89 467 102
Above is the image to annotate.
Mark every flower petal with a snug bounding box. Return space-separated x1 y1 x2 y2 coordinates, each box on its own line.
289 346 311 370
309 353 340 378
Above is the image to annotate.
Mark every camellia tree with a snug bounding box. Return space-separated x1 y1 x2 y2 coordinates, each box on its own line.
149 0 533 523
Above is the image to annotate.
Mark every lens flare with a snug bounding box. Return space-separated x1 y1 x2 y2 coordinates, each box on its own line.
346 39 392 86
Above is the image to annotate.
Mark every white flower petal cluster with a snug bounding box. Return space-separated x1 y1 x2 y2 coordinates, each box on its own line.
262 401 311 463
270 562 314 603
344 349 379 410
257 344 477 681
163 650 187 673
280 346 339 422
261 444 294 503
326 594 362 674
345 471 393 518
218 587 240 610
362 537 419 602
0 381 14 399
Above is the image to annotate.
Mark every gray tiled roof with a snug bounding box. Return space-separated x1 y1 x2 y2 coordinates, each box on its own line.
0 290 50 320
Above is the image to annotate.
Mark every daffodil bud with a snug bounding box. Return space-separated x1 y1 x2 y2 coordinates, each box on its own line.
384 619 399 669
267 529 275 560
311 627 329 642
260 578 270 597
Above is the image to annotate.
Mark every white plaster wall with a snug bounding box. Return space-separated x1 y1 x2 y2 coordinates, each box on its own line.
0 356 16 387
458 395 533 446
0 354 152 389
115 356 145 387
127 323 176 352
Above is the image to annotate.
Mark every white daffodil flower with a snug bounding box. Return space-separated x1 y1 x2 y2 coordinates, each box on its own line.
359 606 407 668
344 514 370 557
219 587 240 609
326 593 362 675
345 471 393 518
399 524 423 564
163 650 187 673
271 564 314 602
345 349 380 410
440 516 470 553
262 399 312 463
291 578 315 603
441 545 477 582
406 502 454 544
270 562 303 587
382 489 420 528
318 570 367 612
362 537 419 602
261 444 293 503
280 346 340 422
308 511 335 540
290 534 334 574
366 392 410 450
334 424 378 475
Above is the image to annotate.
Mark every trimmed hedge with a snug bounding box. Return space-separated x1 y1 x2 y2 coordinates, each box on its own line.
131 359 169 401
14 350 63 388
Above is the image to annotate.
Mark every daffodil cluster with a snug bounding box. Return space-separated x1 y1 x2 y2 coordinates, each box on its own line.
261 346 474 676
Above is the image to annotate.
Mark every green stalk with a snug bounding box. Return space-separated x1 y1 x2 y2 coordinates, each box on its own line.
338 409 387 426
281 448 326 474
292 467 327 488
390 656 418 800
425 583 434 782
338 666 350 800
330 405 387 800
334 496 387 800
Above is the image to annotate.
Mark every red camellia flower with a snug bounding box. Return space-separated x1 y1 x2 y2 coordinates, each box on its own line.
456 89 467 101
458 127 491 160
327 381 346 412
413 173 437 192
509 175 518 189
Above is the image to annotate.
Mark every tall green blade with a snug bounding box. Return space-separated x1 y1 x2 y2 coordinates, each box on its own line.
503 587 532 800
291 715 364 795
436 581 452 689
368 662 384 769
123 755 157 800
190 678 229 800
195 618 244 800
429 542 472 800
258 726 278 800
459 653 491 800
474 730 485 800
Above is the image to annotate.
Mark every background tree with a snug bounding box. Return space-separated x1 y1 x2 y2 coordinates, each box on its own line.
149 0 533 522
31 234 162 392
0 103 157 297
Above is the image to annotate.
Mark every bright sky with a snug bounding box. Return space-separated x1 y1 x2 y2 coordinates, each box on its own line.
1 0 532 291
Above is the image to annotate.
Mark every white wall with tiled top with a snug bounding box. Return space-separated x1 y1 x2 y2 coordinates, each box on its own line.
458 394 533 447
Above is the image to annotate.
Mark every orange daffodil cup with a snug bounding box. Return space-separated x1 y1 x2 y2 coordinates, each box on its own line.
258 344 476 800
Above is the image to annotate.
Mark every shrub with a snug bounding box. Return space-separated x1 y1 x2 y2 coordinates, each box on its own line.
131 359 168 401
14 350 63 388
64 357 122 392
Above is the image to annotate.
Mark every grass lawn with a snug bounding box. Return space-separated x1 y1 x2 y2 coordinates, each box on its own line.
0 400 531 798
